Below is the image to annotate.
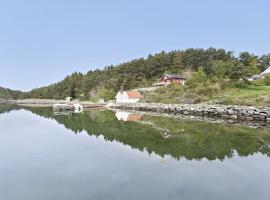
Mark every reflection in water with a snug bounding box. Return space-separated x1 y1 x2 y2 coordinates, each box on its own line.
115 111 143 122
114 111 186 139
1 104 270 200
53 111 73 116
5 105 268 161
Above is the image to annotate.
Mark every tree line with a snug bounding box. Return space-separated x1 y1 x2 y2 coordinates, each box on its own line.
0 87 22 100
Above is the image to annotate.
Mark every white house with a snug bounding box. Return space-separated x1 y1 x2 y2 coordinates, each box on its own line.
260 66 270 77
115 91 143 103
248 66 270 81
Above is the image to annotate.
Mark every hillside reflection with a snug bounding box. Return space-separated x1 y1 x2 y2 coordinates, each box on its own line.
1 104 270 161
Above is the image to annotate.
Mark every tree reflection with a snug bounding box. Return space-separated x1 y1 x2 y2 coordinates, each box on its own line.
4 105 270 161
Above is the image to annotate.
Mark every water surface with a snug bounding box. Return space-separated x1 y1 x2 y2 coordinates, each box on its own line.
0 105 270 200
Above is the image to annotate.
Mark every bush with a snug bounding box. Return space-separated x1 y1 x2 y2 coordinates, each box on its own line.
186 67 207 88
264 74 270 86
227 79 250 89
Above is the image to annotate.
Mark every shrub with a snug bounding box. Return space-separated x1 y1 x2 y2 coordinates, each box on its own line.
186 67 207 87
227 79 250 89
264 74 270 86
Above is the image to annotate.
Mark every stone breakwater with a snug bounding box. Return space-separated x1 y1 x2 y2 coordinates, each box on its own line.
110 103 270 122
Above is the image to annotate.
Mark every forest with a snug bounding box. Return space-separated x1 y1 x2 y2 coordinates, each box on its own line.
1 48 270 101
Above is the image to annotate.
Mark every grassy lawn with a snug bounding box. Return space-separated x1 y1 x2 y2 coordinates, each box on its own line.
222 85 270 106
143 83 270 106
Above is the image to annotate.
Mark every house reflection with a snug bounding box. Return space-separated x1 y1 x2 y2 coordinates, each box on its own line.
115 111 143 122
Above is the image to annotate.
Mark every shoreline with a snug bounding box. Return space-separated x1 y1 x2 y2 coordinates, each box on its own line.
4 99 270 123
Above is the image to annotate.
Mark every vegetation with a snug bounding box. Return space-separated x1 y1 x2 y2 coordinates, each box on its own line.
144 79 270 106
264 74 270 86
12 48 269 101
142 51 270 106
0 87 22 100
1 48 269 104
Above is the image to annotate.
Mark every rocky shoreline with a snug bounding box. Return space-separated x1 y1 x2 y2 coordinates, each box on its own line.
110 103 270 122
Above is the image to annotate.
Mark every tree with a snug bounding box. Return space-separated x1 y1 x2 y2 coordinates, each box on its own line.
187 67 207 87
13 48 268 100
246 57 260 76
211 60 228 79
100 86 115 101
239 52 255 66
258 54 270 72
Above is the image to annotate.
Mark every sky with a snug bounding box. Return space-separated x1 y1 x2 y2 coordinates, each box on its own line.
0 0 269 91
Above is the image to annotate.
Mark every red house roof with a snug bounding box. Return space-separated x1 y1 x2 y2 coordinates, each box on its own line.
126 91 144 99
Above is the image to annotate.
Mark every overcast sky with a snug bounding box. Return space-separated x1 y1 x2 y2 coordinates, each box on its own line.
0 0 269 91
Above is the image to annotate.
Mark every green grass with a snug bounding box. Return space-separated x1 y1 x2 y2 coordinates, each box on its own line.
251 78 266 86
222 85 270 106
143 83 270 106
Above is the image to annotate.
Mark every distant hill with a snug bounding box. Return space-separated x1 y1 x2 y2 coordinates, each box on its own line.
13 48 270 100
0 87 22 100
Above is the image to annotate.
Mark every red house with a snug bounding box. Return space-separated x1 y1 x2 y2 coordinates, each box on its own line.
159 73 186 85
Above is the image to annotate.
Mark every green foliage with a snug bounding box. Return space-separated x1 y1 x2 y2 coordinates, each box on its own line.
211 60 236 79
144 80 223 104
264 74 270 86
222 85 270 106
227 79 251 89
17 48 236 100
258 54 270 71
99 86 115 101
186 67 207 87
251 78 266 86
246 57 260 76
0 87 22 99
3 47 268 101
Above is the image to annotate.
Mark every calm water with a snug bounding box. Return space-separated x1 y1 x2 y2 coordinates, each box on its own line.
0 104 270 200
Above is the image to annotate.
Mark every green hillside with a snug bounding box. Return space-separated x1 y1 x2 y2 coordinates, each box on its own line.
0 87 22 100
7 48 270 101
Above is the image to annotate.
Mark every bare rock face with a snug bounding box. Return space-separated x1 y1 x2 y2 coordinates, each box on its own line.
110 103 270 122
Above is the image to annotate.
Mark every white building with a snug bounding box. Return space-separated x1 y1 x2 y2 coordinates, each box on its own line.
115 91 143 103
248 66 270 81
260 66 270 77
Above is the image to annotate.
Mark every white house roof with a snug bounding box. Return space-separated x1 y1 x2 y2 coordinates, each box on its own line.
160 73 186 80
260 66 270 76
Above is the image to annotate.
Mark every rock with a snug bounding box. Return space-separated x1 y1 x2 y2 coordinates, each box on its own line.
228 115 238 120
110 103 269 122
221 114 229 119
245 116 253 121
